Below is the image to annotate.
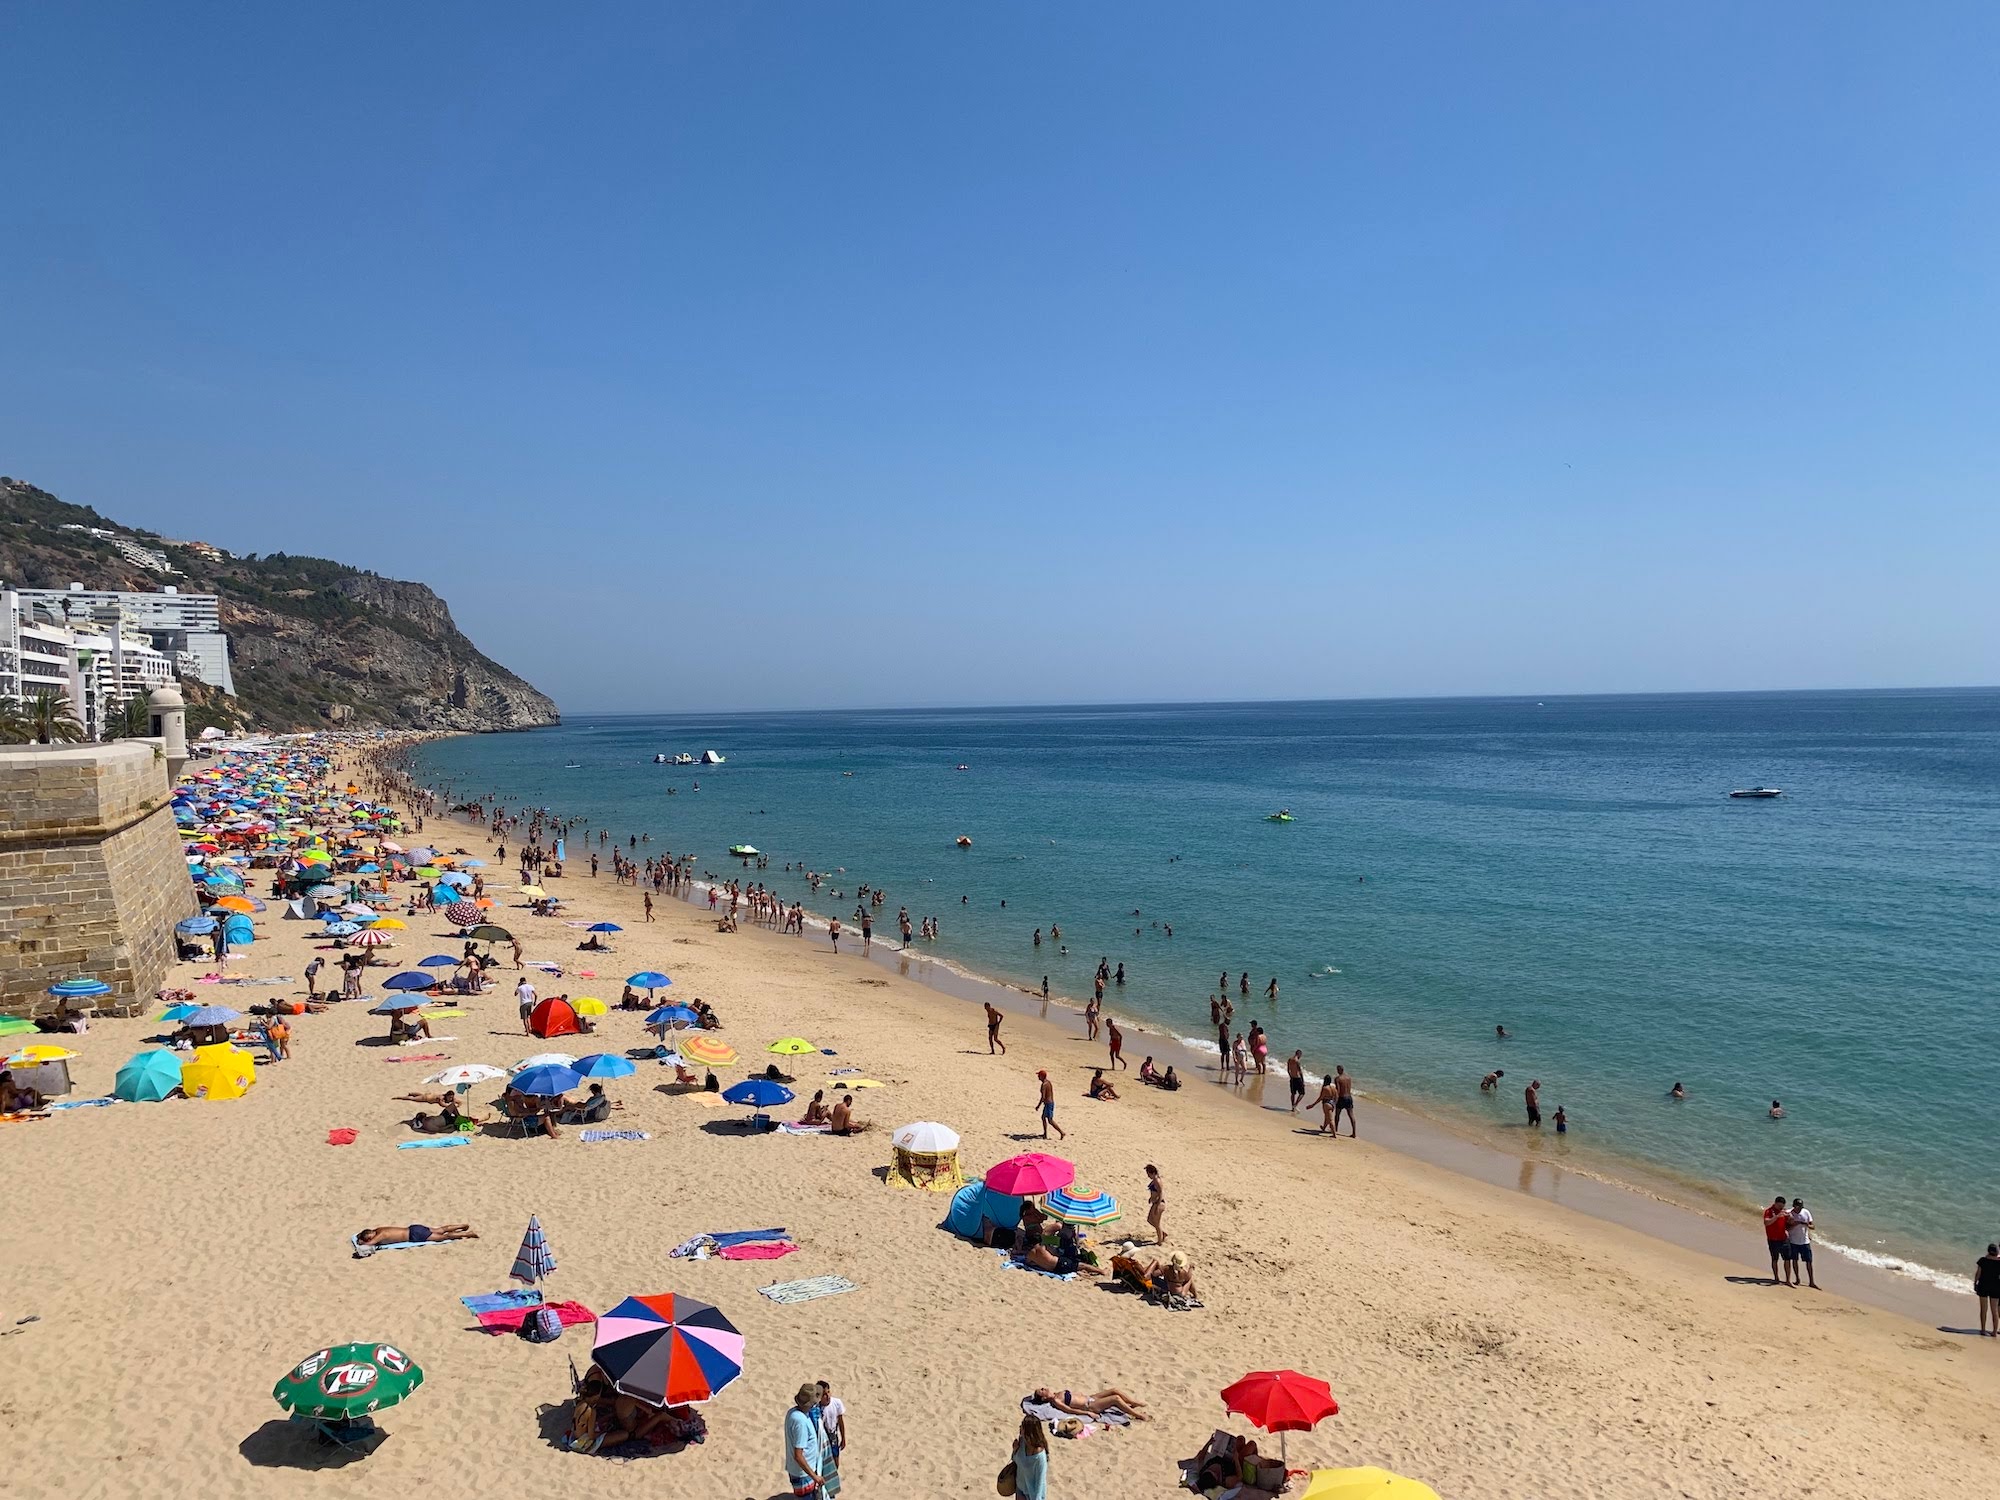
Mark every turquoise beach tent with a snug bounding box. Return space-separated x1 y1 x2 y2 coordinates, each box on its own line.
943 1178 1023 1240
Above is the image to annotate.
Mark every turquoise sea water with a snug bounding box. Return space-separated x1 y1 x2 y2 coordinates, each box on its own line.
415 691 1999 1286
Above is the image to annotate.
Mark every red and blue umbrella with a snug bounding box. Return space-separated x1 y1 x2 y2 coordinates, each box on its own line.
510 1214 557 1285
591 1293 742 1406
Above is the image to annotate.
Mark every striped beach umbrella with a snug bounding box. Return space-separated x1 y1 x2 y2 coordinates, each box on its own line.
1043 1185 1121 1225
509 1214 557 1285
47 977 112 1000
591 1293 743 1406
679 1035 737 1068
443 901 483 926
350 930 391 948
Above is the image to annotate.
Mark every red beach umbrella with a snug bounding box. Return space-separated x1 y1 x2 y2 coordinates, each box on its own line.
1221 1369 1338 1466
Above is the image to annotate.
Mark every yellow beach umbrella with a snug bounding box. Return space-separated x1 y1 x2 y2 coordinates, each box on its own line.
768 1037 818 1055
181 1043 257 1101
572 997 607 1016
1299 1468 1441 1500
369 917 407 930
517 885 547 898
5 1043 77 1064
680 1035 737 1067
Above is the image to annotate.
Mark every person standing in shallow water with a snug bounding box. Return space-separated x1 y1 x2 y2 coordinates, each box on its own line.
1524 1078 1542 1127
1974 1242 2000 1337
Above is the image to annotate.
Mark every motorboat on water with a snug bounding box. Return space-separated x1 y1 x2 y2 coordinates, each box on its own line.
1729 787 1784 799
729 844 759 858
564 761 582 769
1266 810 1295 822
954 763 970 771
699 750 726 765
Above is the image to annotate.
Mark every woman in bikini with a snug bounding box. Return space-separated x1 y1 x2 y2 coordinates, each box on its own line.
1031 1386 1150 1420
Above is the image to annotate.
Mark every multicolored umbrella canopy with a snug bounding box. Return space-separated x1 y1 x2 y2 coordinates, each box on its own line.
1043 1185 1120 1225
592 1294 743 1406
273 1342 424 1419
47 977 112 999
767 1037 818 1055
679 1035 736 1068
1298 1469 1439 1500
510 1215 557 1285
114 1050 183 1103
572 1053 636 1079
984 1153 1076 1197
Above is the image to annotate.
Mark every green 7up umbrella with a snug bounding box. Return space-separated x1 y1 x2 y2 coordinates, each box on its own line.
274 1342 424 1419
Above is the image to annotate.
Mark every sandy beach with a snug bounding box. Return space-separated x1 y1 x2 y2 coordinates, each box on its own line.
3 745 1997 1500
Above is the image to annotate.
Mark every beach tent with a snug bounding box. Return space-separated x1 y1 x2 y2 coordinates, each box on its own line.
889 1121 965 1192
942 1177 1023 1239
181 1043 257 1101
526 997 583 1040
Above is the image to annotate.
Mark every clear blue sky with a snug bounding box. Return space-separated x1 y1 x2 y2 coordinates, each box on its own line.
2 4 1995 712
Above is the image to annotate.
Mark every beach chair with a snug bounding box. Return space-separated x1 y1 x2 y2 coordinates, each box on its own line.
1111 1254 1157 1299
291 1413 380 1450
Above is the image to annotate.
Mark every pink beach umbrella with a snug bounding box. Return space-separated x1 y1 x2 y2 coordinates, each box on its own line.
983 1152 1076 1198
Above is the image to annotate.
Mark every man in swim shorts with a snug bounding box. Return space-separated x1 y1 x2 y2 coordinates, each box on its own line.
1525 1079 1542 1127
1287 1050 1305 1113
1036 1070 1066 1141
1332 1066 1356 1137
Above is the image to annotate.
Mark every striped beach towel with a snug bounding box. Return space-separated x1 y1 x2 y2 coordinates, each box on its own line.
579 1129 651 1142
758 1275 856 1305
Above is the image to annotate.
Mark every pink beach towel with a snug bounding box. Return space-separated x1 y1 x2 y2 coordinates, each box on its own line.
475 1300 596 1333
384 1053 450 1064
718 1242 798 1261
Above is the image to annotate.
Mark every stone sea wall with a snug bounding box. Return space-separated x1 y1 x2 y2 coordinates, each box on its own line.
0 741 197 1015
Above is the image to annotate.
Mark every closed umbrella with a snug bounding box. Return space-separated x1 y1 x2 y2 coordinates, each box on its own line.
591 1294 742 1406
509 1215 557 1285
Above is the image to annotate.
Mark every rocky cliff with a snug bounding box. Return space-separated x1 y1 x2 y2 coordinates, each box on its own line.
0 476 559 733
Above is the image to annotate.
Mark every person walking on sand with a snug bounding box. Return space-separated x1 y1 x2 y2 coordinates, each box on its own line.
984 1002 1007 1055
517 977 538 1035
1085 994 1100 1040
1011 1414 1049 1500
1145 1163 1167 1245
784 1381 826 1497
304 954 324 1000
1785 1198 1818 1289
1107 1018 1126 1070
1036 1070 1066 1141
859 911 872 952
1975 1242 2000 1337
1332 1065 1356 1137
1314 1074 1337 1134
1525 1078 1542 1128
1287 1049 1305 1112
828 918 842 954
1763 1195 1790 1283
643 891 654 922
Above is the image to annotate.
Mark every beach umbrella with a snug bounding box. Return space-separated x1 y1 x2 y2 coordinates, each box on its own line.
1043 1185 1120 1226
679 1035 737 1068
1222 1370 1339 1468
1298 1470 1438 1500
114 1049 183 1103
417 954 460 968
0 1017 40 1038
591 1293 743 1407
891 1121 960 1153
443 901 483 926
324 921 362 938
646 1005 699 1028
381 971 439 991
437 871 473 888
350 930 391 948
517 885 547 899
158 1003 202 1023
467 924 511 942
571 997 608 1017
626 970 671 990
515 1052 577 1070
48 977 114 1001
307 883 342 898
510 1063 582 1097
272 1342 425 1420
722 1077 793 1109
984 1153 1076 1197
406 847 435 862
460 859 486 868
342 903 378 919
182 1006 243 1027
424 1064 506 1088
369 918 407 931
368 994 429 1014
181 1042 256 1100
586 922 622 934
766 1037 818 1055
5 1043 76 1065
573 1053 636 1079
509 1215 557 1285
176 916 218 936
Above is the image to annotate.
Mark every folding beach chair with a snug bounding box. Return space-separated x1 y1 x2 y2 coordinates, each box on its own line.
292 1413 380 1450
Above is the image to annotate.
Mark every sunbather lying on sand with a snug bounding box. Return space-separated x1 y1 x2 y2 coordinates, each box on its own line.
356 1224 477 1246
1030 1386 1150 1419
403 1106 477 1133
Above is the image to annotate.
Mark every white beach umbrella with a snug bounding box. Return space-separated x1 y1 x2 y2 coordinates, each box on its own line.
891 1121 961 1153
426 1064 507 1088
515 1052 577 1071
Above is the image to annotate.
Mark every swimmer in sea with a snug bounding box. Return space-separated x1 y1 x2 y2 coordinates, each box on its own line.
1480 1069 1504 1092
1495 1025 1509 1040
1670 1081 1686 1100
1768 1099 1784 1119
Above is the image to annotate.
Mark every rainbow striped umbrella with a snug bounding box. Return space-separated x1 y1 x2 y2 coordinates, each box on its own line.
679 1034 737 1068
591 1293 743 1406
510 1214 557 1285
1043 1185 1120 1225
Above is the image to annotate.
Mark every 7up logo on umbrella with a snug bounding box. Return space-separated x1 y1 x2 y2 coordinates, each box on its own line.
321 1363 379 1397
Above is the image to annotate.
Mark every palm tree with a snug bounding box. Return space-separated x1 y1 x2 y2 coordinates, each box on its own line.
23 689 86 745
0 698 29 745
102 692 152 741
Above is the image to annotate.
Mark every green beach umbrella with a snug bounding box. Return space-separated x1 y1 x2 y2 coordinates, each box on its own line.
0 1017 38 1039
273 1342 424 1419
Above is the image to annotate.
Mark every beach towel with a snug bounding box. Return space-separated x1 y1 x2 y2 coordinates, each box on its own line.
686 1093 727 1108
1021 1396 1131 1427
394 1036 456 1045
460 1288 543 1315
397 1135 472 1149
670 1229 790 1258
776 1122 829 1135
719 1242 798 1261
385 1053 451 1064
579 1129 651 1142
475 1300 596 1333
827 1067 861 1077
425 1008 468 1019
996 1251 1077 1282
758 1275 856 1305
352 1232 454 1258
50 1097 116 1110
327 1127 359 1145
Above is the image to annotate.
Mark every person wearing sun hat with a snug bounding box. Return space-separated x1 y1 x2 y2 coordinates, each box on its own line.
784 1382 825 1495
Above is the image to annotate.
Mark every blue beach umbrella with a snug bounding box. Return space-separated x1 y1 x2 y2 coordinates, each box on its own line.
437 871 474 889
48 977 113 1000
626 971 672 990
369 993 430 1013
417 954 460 968
158 1003 202 1023
509 1214 557 1285
183 1006 242 1027
587 922 623 934
382 971 439 991
307 883 342 898
114 1050 183 1103
510 1063 582 1097
573 1053 637 1080
646 1005 700 1028
324 921 361 938
721 1078 794 1109
176 916 218 935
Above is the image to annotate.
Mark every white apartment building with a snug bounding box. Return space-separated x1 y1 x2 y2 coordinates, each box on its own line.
1 589 178 736
11 582 234 694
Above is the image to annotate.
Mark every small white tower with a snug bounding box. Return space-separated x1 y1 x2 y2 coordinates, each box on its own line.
148 683 188 782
